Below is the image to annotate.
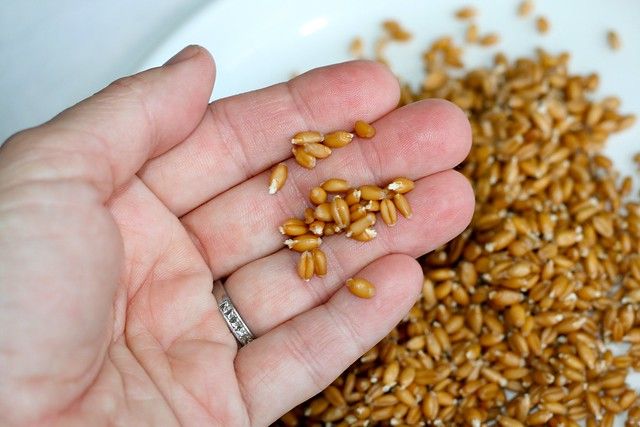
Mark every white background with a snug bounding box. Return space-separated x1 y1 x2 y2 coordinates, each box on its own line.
3 0 639 178
0 0 209 142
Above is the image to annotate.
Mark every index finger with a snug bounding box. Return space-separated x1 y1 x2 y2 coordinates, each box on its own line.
138 60 401 216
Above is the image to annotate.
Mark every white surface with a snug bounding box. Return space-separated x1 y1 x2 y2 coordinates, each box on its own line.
139 0 640 419
0 0 210 142
141 0 640 182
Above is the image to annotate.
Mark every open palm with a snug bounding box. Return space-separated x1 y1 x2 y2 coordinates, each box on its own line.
0 46 473 426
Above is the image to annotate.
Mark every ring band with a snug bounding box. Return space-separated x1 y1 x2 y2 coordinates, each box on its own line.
212 280 254 346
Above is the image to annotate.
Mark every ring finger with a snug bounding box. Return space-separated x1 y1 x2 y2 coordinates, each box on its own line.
224 169 474 336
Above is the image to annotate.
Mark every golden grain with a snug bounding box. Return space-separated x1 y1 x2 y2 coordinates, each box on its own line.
369 406 394 421
506 303 526 327
321 178 350 193
359 185 386 201
601 396 623 413
364 199 380 212
292 146 316 169
279 411 297 426
323 131 354 148
387 177 415 193
291 130 324 145
344 188 361 206
309 186 327 205
371 394 397 407
601 411 615 427
382 361 399 386
498 416 525 427
279 218 308 236
490 289 523 307
382 20 413 41
517 0 534 17
284 234 322 252
535 16 550 34
323 223 340 236
347 212 377 238
607 30 621 50
324 385 346 408
346 277 376 299
312 248 327 276
268 162 288 194
398 366 415 388
349 204 367 221
330 196 350 229
354 120 376 138
455 6 477 20
421 391 439 420
303 207 315 224
380 199 398 226
304 397 329 417
395 388 417 407
349 37 363 58
619 390 637 410
393 193 412 218
466 24 479 43
292 19 640 427
320 409 348 425
303 142 332 159
423 70 448 91
406 335 425 351
314 202 333 222
479 33 500 46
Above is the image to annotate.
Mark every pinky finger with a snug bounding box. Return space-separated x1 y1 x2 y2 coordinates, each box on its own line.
234 253 423 425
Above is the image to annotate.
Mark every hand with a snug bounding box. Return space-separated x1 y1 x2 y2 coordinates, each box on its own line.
0 46 473 426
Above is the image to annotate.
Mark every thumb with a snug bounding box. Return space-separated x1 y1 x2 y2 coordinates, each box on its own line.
0 45 215 424
0 45 216 200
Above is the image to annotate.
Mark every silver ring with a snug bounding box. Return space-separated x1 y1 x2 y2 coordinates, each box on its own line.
212 280 254 347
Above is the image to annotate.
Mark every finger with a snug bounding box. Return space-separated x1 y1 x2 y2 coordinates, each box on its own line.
138 60 400 216
225 170 474 335
235 253 423 424
183 99 471 277
0 45 215 201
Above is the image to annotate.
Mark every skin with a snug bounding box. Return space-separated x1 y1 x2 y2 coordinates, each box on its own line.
0 45 474 426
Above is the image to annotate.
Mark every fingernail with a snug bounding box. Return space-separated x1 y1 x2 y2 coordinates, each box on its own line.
164 45 201 66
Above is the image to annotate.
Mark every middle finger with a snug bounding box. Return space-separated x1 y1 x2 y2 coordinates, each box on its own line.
182 99 470 278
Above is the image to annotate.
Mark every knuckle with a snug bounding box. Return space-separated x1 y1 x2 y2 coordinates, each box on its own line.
2 127 39 153
106 74 145 96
